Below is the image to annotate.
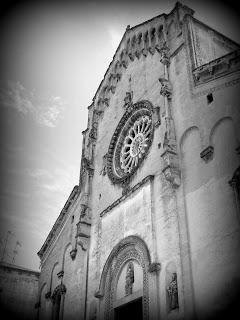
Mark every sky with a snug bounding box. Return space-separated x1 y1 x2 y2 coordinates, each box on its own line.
0 0 239 271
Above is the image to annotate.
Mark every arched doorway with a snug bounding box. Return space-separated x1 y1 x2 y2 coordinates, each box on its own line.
97 236 151 320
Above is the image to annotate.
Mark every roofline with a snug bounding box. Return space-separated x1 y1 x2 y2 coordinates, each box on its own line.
92 27 128 103
37 185 80 260
0 262 40 276
91 1 196 103
92 3 179 103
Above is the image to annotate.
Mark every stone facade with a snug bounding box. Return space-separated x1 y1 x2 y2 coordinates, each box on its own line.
0 262 39 319
37 2 240 320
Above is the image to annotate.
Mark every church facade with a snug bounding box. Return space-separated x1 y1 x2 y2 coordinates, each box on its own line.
37 2 240 320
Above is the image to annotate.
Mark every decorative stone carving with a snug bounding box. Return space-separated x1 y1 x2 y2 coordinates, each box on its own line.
200 145 214 162
100 153 108 176
102 97 109 107
153 106 161 127
76 215 91 234
148 262 161 273
76 234 90 251
120 115 152 174
123 91 133 110
51 284 66 301
121 179 130 196
70 248 77 260
45 291 51 299
128 52 134 61
94 290 103 299
57 270 64 279
167 273 179 311
121 60 128 69
159 78 172 98
161 115 181 188
78 202 91 226
107 100 154 185
82 156 94 176
80 204 91 224
116 73 122 81
76 206 91 252
89 122 98 141
149 46 155 55
161 149 181 188
125 261 134 296
120 49 128 69
109 85 116 94
142 47 148 57
80 203 88 217
159 42 170 66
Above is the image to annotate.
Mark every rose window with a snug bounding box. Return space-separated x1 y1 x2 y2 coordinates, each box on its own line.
107 100 154 184
120 116 152 173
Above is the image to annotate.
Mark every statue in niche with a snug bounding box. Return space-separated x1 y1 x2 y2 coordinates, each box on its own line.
159 77 172 98
123 91 133 109
167 273 179 311
125 262 134 296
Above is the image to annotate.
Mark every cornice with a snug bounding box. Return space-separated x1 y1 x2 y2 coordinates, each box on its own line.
192 49 240 86
37 185 80 260
100 175 154 218
0 262 40 277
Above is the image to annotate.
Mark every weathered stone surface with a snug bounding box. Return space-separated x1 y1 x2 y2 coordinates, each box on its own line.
37 3 240 320
0 263 39 319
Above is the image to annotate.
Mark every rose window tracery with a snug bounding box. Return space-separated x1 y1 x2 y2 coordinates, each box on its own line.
120 116 152 173
107 100 154 184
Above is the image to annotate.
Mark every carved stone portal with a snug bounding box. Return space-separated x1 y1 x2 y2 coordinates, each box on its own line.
125 261 134 296
97 236 150 320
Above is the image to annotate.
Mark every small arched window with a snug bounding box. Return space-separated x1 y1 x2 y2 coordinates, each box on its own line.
51 284 66 320
229 166 240 219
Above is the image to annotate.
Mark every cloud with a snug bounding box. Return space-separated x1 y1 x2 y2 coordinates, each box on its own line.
24 168 53 180
107 27 123 51
0 81 66 128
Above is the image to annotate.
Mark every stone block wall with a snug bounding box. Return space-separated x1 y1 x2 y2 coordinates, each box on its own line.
0 263 39 320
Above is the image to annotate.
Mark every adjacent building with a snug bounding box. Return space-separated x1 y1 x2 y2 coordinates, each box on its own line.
0 262 39 319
